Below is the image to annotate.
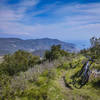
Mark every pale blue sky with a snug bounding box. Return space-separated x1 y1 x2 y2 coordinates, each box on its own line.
0 0 100 42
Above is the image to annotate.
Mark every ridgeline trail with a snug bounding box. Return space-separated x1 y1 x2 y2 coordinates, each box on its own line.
58 72 72 91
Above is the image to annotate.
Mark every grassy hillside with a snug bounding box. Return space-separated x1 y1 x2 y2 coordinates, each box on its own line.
0 43 100 100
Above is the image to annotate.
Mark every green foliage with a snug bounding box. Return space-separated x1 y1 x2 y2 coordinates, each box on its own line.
1 39 100 100
0 50 40 76
44 45 69 61
80 37 100 59
0 54 100 100
44 50 51 61
80 37 100 71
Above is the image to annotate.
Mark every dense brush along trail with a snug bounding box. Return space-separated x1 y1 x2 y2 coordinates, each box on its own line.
0 55 100 100
58 57 93 90
55 56 100 100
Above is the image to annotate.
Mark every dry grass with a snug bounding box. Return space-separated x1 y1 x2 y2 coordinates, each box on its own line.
0 56 3 63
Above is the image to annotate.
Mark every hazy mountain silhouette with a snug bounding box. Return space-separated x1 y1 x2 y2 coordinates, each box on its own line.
0 38 77 56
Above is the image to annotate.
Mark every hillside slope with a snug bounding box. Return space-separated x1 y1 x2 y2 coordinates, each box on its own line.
0 38 77 56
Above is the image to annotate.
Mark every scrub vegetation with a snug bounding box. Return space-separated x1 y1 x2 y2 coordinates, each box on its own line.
0 37 100 100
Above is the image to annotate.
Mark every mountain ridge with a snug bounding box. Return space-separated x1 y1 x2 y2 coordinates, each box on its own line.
0 38 77 56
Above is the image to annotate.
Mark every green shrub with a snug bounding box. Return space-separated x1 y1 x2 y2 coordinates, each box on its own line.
44 45 69 61
0 50 40 76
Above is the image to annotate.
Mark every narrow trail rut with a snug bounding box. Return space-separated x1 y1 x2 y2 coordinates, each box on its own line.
58 72 71 91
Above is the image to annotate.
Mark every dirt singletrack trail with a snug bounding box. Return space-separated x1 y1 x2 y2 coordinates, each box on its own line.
58 71 71 91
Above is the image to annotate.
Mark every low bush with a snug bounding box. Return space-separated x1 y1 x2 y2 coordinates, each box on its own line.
0 50 40 76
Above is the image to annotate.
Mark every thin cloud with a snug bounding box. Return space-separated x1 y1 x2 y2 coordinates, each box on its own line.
0 1 100 40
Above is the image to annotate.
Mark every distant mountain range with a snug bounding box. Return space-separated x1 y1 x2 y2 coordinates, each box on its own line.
0 38 78 56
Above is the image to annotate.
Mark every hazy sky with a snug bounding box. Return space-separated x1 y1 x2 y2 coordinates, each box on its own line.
0 0 100 41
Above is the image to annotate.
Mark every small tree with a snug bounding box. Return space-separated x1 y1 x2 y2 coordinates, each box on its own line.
44 45 69 61
44 50 51 62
